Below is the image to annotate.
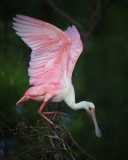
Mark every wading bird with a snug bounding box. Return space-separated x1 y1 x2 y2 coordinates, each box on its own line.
13 15 101 137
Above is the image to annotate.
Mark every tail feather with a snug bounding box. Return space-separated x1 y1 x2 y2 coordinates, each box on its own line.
16 96 28 106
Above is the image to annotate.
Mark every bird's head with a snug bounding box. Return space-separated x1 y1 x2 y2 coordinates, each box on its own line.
84 102 102 137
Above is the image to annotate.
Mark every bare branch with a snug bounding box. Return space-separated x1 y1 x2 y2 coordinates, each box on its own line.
46 0 117 46
2 117 97 160
45 0 86 40
63 126 96 160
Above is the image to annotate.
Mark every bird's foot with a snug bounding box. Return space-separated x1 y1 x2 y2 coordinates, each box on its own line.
38 111 54 125
38 111 70 126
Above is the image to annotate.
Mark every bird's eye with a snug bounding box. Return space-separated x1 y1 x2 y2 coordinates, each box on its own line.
89 107 93 112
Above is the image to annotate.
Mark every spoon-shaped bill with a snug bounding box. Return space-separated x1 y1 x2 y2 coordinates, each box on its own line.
90 111 102 137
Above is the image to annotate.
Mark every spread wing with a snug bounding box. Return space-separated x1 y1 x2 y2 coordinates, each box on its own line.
12 15 71 86
65 25 83 78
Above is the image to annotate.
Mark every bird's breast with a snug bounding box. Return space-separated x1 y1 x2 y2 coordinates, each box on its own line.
51 95 64 102
51 82 71 102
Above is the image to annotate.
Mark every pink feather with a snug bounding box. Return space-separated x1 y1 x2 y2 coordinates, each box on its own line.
13 15 83 112
65 25 83 78
13 14 71 86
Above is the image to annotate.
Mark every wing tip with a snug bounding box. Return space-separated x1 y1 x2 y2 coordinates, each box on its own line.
72 25 78 31
16 14 26 19
65 25 80 39
12 14 24 21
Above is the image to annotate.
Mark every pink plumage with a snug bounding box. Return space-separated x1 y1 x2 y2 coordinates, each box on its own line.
13 15 72 86
65 25 83 78
13 15 83 124
13 15 102 138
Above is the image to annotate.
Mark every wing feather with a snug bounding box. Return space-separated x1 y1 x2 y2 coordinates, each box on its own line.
65 25 83 78
13 15 71 85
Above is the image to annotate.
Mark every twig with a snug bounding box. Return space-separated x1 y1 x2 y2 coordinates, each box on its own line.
46 0 117 46
86 0 101 40
2 118 97 160
62 126 96 160
45 0 86 40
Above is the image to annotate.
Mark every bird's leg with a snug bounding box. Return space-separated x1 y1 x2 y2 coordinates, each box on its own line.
38 101 66 125
46 103 56 116
38 101 54 125
43 102 62 115
58 102 62 111
42 112 56 114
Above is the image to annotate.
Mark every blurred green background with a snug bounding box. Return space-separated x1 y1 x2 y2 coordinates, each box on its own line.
0 0 128 159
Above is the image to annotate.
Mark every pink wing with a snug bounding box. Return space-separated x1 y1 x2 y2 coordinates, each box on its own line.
65 25 83 78
12 15 71 86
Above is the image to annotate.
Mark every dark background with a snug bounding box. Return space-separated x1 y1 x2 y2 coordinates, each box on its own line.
0 0 128 159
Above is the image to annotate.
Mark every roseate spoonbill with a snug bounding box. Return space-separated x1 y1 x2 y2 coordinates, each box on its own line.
13 15 101 137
